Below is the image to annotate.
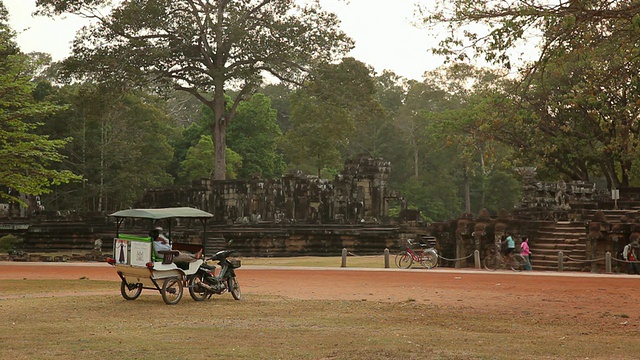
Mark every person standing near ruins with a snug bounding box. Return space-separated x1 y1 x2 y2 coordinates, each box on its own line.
503 233 515 257
622 240 639 275
520 237 532 270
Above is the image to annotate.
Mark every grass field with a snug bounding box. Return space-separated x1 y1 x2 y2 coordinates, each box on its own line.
1 278 637 360
238 254 390 268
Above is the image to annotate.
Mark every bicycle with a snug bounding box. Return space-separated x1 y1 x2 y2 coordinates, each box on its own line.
482 243 527 271
395 238 438 269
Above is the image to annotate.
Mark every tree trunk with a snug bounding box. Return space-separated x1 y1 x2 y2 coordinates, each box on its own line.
212 3 228 181
212 93 227 180
479 152 486 210
413 146 419 178
464 164 471 213
98 119 105 212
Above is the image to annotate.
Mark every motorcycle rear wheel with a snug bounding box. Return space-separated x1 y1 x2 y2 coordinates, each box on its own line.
188 273 209 301
228 276 242 300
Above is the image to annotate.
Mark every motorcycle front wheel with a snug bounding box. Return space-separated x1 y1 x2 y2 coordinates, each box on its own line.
188 273 209 302
228 276 243 300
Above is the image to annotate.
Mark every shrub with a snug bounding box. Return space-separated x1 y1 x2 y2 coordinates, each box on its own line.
0 234 22 252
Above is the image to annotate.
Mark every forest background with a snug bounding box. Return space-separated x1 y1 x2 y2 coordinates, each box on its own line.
2 0 640 223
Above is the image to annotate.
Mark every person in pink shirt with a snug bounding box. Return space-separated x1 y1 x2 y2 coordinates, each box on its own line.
520 237 532 270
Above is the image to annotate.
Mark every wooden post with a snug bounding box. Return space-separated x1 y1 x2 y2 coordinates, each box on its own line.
341 248 347 268
474 250 480 269
558 251 564 272
384 248 390 268
605 252 612 274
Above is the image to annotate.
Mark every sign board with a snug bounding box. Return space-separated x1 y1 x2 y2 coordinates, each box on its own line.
611 189 619 200
114 238 128 264
130 241 151 267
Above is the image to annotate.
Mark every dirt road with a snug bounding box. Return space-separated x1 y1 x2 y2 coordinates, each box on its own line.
1 262 638 322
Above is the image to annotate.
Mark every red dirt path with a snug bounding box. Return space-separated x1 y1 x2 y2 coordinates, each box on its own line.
1 262 638 324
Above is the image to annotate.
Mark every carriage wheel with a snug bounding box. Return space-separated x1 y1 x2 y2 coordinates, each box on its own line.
161 277 183 305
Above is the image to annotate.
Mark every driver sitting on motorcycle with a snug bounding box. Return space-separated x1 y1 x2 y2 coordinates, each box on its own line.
150 227 202 263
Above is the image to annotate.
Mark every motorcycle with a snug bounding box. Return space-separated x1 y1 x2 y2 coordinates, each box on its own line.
188 249 243 301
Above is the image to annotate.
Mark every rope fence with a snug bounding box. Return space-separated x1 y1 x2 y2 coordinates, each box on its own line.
339 247 640 274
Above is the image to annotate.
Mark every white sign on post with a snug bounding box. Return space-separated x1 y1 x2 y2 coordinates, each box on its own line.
611 189 619 200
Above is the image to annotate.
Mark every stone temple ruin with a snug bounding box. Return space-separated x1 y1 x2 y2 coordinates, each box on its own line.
137 156 397 225
1 160 640 274
424 167 640 272
1 156 416 260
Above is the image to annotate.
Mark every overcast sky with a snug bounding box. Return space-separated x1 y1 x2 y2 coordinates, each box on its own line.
5 0 445 81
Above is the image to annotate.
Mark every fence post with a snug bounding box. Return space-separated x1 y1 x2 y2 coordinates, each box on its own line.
341 248 347 268
558 251 564 272
384 248 390 268
474 250 480 269
605 252 612 274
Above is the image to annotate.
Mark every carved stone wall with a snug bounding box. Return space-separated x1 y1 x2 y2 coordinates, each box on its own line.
137 155 395 225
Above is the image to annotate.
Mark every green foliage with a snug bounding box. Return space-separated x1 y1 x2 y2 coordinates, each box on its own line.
419 0 640 192
281 87 347 176
0 234 21 252
420 0 640 71
386 63 522 219
479 171 521 214
37 0 353 180
260 83 293 133
397 176 462 222
282 58 382 176
226 93 286 179
38 83 175 211
0 7 81 204
179 135 242 181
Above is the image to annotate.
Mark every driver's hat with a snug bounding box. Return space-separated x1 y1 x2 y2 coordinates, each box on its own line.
153 226 163 231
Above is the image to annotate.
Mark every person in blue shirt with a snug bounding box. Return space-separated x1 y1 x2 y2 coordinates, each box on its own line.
504 233 516 257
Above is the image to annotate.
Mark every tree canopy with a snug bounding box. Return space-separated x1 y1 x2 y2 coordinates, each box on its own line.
0 4 80 204
36 0 353 180
421 0 640 73
421 0 640 190
280 58 381 176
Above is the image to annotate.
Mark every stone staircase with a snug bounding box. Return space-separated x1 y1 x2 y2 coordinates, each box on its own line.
529 209 634 271
530 221 586 271
204 237 228 257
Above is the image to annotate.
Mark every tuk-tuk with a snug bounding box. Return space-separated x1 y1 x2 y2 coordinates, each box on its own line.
106 207 214 305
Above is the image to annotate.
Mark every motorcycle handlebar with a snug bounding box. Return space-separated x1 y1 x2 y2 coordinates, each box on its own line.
208 249 236 261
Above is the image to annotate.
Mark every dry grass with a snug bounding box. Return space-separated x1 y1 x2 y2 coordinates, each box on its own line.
1 279 637 360
239 255 392 268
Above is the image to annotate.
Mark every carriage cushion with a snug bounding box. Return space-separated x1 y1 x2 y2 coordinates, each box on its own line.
171 243 203 254
157 250 180 264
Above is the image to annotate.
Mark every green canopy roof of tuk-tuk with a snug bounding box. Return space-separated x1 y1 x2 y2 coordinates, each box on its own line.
109 207 213 220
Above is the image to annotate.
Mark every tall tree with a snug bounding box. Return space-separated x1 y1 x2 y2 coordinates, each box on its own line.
40 83 176 211
260 83 293 133
422 0 640 190
227 93 286 179
179 135 242 181
280 57 381 176
36 0 353 180
394 79 449 179
0 5 79 205
492 44 640 189
420 0 640 73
